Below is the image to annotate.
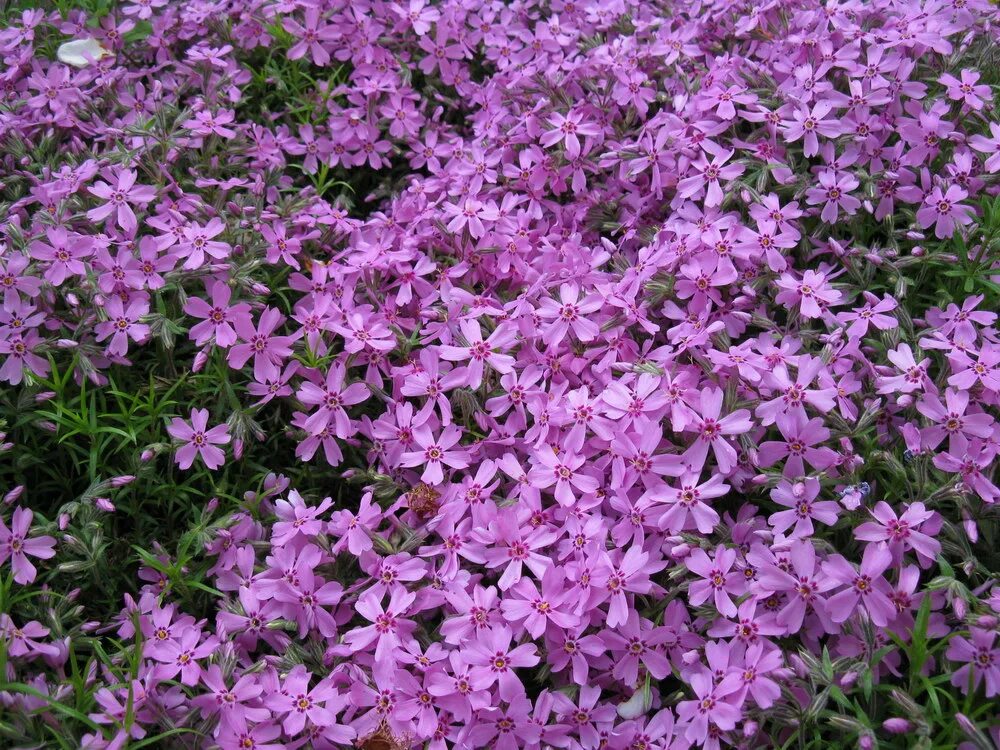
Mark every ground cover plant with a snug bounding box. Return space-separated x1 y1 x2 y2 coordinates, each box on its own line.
1 0 1000 747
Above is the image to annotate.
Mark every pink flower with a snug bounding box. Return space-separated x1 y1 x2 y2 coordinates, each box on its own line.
780 100 842 156
0 508 56 585
184 281 251 348
464 624 540 701
676 145 745 207
536 283 603 347
228 307 299 382
438 319 516 388
683 388 754 475
686 545 744 618
822 543 897 627
939 69 992 110
805 169 861 222
854 502 941 566
94 296 150 357
767 478 840 538
947 628 1000 698
167 408 231 470
916 184 973 239
87 169 156 233
399 424 470 484
540 110 601 159
775 269 842 318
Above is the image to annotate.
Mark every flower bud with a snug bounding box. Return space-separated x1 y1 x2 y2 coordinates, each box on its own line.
110 475 135 487
192 348 209 372
95 498 115 512
4 485 25 504
140 448 155 462
882 718 912 734
206 498 219 513
58 513 70 530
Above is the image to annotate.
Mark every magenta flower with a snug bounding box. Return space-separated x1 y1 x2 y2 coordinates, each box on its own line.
805 170 861 222
264 665 343 735
683 387 753 474
780 100 842 156
854 502 941 566
652 470 725 534
464 624 540 701
676 669 743 744
28 228 95 286
344 588 417 664
499 566 579 638
676 145 745 207
438 319 516 388
822 543 897 627
775 269 842 319
916 388 994 451
946 628 1000 698
297 361 369 435
940 69 992 110
167 408 231 470
916 184 974 239
87 169 156 234
686 545 745 617
540 110 601 159
399 424 470 485
757 411 839 477
0 254 42 310
0 508 56 585
755 540 836 633
150 627 218 685
767 478 840 538
228 307 299 382
536 283 604 347
284 8 341 66
601 610 673 685
94 296 150 357
184 281 251 348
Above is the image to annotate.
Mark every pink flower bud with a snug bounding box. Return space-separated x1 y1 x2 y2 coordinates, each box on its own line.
56 339 79 348
858 734 874 750
4 485 24 504
192 348 209 372
792 481 806 498
233 439 244 460
911 245 925 257
34 391 57 402
58 513 70 530
962 509 978 543
882 719 912 734
206 498 219 513
95 498 115 512
976 615 998 629
840 671 858 689
743 721 758 738
140 449 155 462
952 595 968 620
110 475 135 487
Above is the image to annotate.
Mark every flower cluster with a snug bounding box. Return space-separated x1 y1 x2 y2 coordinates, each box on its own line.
2 1 1000 749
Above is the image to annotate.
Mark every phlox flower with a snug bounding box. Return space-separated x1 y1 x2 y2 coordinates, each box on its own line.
167 408 231 470
0 508 56 585
822 543 897 627
916 184 974 239
685 545 745 618
87 169 156 233
463 624 540 701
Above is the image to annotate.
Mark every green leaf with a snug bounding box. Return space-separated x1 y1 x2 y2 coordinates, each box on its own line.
123 20 153 44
